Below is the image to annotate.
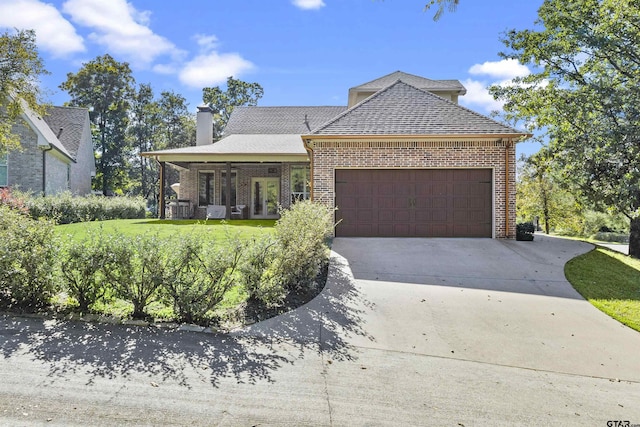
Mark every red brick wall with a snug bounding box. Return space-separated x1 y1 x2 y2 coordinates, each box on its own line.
308 139 516 238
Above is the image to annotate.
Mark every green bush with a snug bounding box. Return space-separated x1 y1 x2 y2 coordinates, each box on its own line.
164 234 243 325
60 228 110 312
237 235 285 307
22 191 146 224
0 205 59 310
102 232 170 319
267 200 334 291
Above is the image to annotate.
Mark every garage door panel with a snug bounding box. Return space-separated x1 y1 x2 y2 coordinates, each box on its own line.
335 169 492 238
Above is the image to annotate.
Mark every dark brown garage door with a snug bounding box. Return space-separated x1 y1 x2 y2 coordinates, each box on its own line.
335 169 492 237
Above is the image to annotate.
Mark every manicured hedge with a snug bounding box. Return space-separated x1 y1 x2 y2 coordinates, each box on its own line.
24 192 146 224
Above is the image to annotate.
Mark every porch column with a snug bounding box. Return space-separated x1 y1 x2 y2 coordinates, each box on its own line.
225 161 232 220
159 161 166 219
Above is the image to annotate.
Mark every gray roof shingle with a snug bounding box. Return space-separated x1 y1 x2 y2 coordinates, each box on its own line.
350 71 466 94
311 80 524 136
42 106 89 160
223 106 346 135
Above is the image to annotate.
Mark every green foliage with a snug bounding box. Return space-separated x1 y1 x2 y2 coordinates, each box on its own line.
60 54 135 195
164 234 243 325
60 228 110 312
102 232 170 319
202 76 264 138
237 234 284 307
490 0 640 257
424 0 459 20
268 200 334 292
23 191 146 224
0 205 59 310
0 29 49 153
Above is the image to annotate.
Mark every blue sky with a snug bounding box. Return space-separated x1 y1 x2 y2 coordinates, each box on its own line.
0 0 543 156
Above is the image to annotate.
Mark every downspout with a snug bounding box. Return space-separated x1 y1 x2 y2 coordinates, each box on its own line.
504 139 513 238
42 145 53 196
303 138 314 201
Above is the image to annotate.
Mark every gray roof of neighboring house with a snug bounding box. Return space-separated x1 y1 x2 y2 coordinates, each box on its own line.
42 106 89 160
19 100 73 160
311 80 524 136
224 106 347 135
350 71 467 94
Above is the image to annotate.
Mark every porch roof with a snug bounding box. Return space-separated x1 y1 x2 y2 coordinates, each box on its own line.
141 134 309 163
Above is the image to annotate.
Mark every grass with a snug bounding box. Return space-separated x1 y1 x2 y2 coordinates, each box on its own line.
55 218 276 241
565 246 640 332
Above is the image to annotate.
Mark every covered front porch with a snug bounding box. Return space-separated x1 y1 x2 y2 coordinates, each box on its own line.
142 134 312 220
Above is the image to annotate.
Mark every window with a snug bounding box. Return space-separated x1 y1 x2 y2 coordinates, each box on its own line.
0 154 7 187
291 165 310 203
198 172 215 206
221 171 237 206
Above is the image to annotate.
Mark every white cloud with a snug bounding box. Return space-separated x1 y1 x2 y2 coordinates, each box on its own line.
292 0 326 10
461 59 532 113
194 34 219 52
62 0 182 67
179 52 254 88
0 0 85 57
469 58 530 80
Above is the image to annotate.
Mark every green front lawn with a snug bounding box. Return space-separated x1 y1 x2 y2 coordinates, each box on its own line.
55 218 276 241
565 247 640 332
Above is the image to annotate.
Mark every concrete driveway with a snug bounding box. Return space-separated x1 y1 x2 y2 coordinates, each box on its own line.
327 235 640 380
1 235 640 425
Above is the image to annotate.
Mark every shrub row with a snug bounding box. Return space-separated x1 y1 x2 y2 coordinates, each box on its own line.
0 200 333 326
16 191 146 224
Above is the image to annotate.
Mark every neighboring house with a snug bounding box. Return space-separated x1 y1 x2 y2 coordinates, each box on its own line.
143 71 530 238
1 104 95 196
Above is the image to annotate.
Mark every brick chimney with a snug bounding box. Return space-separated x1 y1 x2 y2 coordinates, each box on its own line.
196 104 213 146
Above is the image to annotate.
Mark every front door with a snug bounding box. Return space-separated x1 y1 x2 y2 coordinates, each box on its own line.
251 177 280 218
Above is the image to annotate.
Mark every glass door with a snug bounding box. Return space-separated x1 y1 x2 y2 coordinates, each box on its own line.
251 178 280 218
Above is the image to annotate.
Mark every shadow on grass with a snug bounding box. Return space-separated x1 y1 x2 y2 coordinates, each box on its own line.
0 252 373 388
565 247 640 331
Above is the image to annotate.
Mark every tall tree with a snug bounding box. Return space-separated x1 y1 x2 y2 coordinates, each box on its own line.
202 76 264 139
127 83 161 199
0 29 49 153
517 151 584 235
60 54 135 195
158 90 194 149
490 0 640 258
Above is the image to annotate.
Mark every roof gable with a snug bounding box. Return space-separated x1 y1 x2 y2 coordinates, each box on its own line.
224 106 347 135
311 80 524 136
19 101 73 160
350 71 466 94
42 106 90 160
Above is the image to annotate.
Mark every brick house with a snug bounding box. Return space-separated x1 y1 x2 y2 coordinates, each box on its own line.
143 71 529 238
1 103 95 196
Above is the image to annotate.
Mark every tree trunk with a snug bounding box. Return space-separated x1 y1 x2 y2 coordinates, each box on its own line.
629 216 640 259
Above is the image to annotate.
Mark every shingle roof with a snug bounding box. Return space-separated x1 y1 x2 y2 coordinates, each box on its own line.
19 100 73 160
311 80 524 136
147 134 306 155
350 71 466 94
42 106 89 160
223 106 347 135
